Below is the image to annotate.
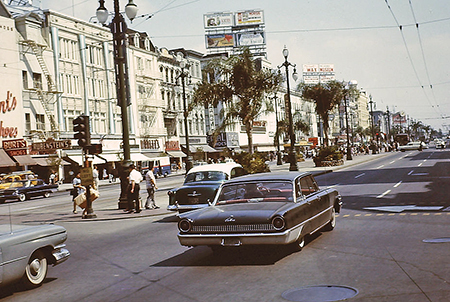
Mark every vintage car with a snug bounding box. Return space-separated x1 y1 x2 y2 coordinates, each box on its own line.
398 141 427 151
0 224 70 288
168 162 247 212
435 140 446 149
177 172 342 251
0 171 37 190
0 179 58 203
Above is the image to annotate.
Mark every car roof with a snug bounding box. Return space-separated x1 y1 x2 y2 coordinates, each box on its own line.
224 171 311 184
187 162 243 174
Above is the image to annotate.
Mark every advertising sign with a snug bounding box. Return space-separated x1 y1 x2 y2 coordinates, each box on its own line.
237 32 265 46
206 34 235 48
302 64 335 84
204 12 234 28
3 138 27 156
235 10 264 26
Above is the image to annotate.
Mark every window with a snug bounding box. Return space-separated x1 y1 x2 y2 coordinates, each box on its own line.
33 73 42 90
298 175 318 196
22 71 28 89
36 114 45 131
25 113 31 132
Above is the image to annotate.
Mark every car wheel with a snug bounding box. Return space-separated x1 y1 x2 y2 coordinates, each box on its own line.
44 191 51 198
22 250 48 288
18 193 27 202
323 208 336 232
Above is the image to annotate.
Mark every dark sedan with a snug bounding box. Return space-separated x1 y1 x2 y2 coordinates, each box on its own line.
177 172 342 251
0 179 58 203
168 162 246 212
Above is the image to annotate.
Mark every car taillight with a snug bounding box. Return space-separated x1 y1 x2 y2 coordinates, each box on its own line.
272 216 285 231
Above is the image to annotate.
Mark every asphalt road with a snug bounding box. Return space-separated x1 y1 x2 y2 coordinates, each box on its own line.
1 149 449 302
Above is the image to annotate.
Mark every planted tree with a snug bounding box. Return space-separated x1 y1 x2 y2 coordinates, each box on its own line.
192 48 281 154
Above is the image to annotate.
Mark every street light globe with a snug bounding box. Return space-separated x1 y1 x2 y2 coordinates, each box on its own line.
125 0 138 21
282 46 289 58
96 4 109 24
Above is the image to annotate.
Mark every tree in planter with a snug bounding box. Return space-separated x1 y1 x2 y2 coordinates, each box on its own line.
297 81 350 146
192 47 281 154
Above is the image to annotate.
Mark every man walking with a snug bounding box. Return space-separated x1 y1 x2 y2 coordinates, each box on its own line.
126 164 143 213
145 162 159 209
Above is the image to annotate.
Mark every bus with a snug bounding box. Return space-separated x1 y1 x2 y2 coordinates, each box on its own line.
141 157 171 178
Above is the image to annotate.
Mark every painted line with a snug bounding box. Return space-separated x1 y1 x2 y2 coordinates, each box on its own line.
355 173 365 179
394 181 402 188
418 163 423 167
377 190 391 198
389 160 396 164
376 165 385 169
408 170 414 175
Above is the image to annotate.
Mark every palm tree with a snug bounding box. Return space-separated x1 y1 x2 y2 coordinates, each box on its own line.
192 48 281 154
297 81 347 146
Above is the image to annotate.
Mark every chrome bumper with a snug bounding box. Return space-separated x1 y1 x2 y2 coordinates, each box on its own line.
178 225 303 247
52 244 70 265
176 203 210 212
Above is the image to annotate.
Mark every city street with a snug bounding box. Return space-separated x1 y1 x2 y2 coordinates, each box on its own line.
0 150 449 301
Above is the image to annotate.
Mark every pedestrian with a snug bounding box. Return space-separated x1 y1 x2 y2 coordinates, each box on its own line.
145 162 159 209
126 164 142 213
49 170 56 184
72 172 85 214
92 165 99 190
102 168 108 180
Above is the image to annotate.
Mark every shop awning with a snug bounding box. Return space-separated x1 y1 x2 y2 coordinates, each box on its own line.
97 153 121 162
13 155 36 166
130 153 151 162
66 155 106 165
256 146 276 152
166 150 186 158
0 149 15 167
32 156 71 166
185 144 219 153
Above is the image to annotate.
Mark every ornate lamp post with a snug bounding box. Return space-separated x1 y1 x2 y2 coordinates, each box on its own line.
96 0 138 209
369 94 375 141
278 46 298 171
272 94 282 165
176 52 193 173
344 80 357 160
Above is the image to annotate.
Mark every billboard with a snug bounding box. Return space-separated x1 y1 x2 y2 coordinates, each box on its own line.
236 32 265 46
235 10 264 26
204 12 234 28
206 34 235 48
302 64 335 84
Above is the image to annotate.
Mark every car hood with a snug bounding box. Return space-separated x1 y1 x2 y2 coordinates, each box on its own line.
0 224 67 237
181 202 293 225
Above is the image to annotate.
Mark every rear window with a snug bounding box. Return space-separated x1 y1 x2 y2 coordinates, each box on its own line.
216 181 294 204
185 171 227 183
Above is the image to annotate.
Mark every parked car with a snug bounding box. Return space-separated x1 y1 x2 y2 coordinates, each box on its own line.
177 171 342 251
168 162 247 212
0 179 58 203
0 224 70 288
398 141 427 152
0 171 37 190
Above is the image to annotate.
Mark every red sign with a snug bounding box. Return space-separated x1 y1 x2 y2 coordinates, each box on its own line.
3 138 27 156
165 141 180 151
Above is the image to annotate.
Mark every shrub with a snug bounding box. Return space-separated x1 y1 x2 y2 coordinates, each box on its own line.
231 151 270 174
313 146 343 166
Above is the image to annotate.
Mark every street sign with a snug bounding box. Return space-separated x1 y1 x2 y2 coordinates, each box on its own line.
80 167 93 186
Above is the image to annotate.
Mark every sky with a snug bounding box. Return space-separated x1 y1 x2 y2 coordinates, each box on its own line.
38 0 450 131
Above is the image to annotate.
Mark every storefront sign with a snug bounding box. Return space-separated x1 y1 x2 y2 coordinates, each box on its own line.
141 139 160 150
0 91 19 138
3 138 27 156
165 141 180 151
32 139 72 152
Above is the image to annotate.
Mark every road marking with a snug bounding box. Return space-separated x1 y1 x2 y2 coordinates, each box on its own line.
408 170 414 175
376 165 385 169
377 190 391 198
355 173 365 179
394 181 402 188
364 205 444 213
418 163 423 167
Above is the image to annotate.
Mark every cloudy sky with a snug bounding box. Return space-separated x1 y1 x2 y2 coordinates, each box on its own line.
39 0 450 131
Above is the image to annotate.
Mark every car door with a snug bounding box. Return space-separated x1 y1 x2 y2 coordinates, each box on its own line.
299 175 329 231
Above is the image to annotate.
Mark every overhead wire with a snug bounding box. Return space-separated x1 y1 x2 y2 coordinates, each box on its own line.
384 0 443 119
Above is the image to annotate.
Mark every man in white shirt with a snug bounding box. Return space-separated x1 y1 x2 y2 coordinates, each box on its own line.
145 162 159 209
127 164 143 213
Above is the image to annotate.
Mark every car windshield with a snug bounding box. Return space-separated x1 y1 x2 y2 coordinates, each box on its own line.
2 181 26 189
216 181 293 204
184 171 228 183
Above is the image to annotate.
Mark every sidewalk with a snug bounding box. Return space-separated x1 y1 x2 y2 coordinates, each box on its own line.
53 152 391 222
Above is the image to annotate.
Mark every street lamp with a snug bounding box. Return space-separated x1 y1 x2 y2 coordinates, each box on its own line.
96 0 137 209
344 80 357 161
385 106 391 142
278 46 298 171
369 94 375 141
176 52 193 173
272 93 282 165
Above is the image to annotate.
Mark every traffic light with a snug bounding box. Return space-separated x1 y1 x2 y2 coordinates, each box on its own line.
73 115 90 148
87 143 102 155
